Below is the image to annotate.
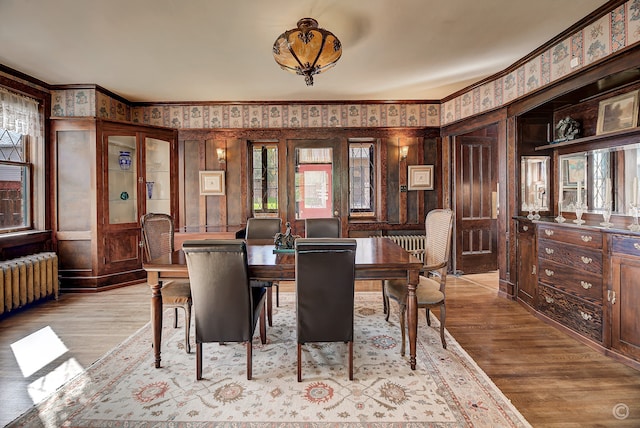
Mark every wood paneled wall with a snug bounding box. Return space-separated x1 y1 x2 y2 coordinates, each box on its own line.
178 128 440 235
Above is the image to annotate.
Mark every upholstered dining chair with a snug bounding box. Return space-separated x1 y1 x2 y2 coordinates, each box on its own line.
305 217 341 238
245 217 282 324
140 213 192 353
182 239 267 380
383 209 454 353
295 238 357 381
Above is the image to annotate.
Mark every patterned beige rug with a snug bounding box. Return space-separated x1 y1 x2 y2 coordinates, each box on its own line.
9 292 530 427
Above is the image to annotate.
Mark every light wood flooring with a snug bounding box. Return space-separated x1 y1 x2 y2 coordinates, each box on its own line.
1 273 639 427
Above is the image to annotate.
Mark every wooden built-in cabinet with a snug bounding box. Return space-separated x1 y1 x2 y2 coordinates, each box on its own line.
50 118 178 291
515 219 640 368
512 52 640 368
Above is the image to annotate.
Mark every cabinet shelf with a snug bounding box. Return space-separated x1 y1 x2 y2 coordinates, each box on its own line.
535 127 640 151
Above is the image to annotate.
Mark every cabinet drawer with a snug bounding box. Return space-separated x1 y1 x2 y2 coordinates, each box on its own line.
538 239 602 274
517 221 534 235
611 234 640 258
537 225 602 249
538 284 602 343
538 259 602 302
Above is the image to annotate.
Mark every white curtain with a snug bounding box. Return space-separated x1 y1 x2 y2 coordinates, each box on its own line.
0 86 41 135
0 86 45 229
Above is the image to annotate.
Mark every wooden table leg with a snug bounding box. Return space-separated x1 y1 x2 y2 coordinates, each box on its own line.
407 269 419 370
148 271 163 368
266 286 273 327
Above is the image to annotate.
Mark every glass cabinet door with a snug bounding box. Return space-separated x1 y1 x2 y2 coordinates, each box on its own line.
108 135 138 224
144 137 171 214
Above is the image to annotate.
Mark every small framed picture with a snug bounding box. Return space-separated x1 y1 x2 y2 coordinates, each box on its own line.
596 90 639 135
562 157 585 187
199 171 225 195
408 165 434 190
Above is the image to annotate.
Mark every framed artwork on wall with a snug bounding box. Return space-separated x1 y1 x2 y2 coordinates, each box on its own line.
408 165 434 190
199 171 225 195
596 90 639 135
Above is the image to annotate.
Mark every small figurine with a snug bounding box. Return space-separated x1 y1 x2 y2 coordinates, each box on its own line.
274 222 300 249
555 116 580 142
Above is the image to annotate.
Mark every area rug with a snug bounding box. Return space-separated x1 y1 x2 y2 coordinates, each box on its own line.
9 292 530 427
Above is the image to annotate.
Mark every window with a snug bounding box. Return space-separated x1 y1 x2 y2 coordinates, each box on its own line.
349 140 375 215
0 128 30 231
251 144 278 214
591 150 609 210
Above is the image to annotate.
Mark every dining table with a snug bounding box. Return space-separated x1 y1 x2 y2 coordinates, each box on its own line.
143 237 423 370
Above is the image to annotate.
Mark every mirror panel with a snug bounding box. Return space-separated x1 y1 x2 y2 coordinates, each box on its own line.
559 143 640 215
521 156 549 211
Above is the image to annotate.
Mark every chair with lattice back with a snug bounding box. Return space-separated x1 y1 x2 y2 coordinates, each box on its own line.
383 209 454 352
141 213 192 353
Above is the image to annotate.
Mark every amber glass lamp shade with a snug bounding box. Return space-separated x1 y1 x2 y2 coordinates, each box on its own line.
272 18 342 86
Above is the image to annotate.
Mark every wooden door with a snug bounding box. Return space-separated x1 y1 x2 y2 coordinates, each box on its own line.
516 222 537 308
285 138 345 237
611 255 640 360
454 135 498 274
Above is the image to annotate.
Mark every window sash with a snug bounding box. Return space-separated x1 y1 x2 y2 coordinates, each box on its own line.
252 145 278 214
349 142 375 215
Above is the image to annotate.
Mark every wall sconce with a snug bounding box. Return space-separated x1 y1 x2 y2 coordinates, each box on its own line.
216 148 226 163
399 146 409 160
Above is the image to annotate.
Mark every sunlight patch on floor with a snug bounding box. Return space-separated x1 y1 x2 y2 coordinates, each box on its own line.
27 358 84 404
10 326 68 377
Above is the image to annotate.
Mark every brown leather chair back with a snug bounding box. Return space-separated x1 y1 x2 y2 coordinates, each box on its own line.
140 213 175 262
304 217 341 238
245 218 282 240
295 238 357 343
183 239 264 343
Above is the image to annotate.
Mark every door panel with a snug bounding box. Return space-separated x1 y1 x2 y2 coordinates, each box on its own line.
286 139 344 236
455 135 498 274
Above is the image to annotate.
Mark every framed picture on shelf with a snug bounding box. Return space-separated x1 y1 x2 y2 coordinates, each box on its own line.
596 90 639 135
199 170 225 195
408 165 434 190
562 157 585 187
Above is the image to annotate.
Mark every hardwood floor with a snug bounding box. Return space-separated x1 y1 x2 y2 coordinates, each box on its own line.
1 273 639 427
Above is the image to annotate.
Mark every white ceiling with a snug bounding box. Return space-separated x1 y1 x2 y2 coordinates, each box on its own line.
0 0 608 103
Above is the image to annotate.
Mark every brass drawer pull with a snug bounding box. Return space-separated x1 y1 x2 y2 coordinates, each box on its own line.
579 311 593 321
531 265 536 275
523 225 529 231
545 269 554 277
581 256 592 264
545 296 554 304
581 235 592 242
580 281 592 289
635 243 640 250
545 248 554 255
544 229 554 236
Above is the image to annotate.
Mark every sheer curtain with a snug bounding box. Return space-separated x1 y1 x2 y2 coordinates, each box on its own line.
0 87 41 135
0 86 45 229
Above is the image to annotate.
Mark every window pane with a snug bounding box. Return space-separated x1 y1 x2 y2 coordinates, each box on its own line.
0 129 25 162
0 163 29 230
252 145 278 214
349 142 375 214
